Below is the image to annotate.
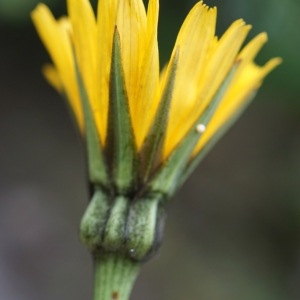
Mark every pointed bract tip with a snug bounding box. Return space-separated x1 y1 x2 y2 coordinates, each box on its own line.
113 25 121 45
31 3 46 18
275 57 283 65
260 32 268 42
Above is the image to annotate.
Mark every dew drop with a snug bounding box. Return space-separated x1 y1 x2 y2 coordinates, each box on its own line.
196 124 206 133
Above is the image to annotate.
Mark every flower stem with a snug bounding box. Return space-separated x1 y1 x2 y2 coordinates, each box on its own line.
93 253 141 300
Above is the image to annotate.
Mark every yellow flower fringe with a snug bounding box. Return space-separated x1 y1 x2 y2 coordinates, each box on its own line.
31 0 281 159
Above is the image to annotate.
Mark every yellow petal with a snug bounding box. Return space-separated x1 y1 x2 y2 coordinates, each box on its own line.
116 0 147 116
163 2 216 157
193 57 282 155
67 0 98 135
229 32 268 87
133 0 160 148
96 0 119 142
195 20 251 116
238 32 268 62
42 64 63 93
31 4 83 129
164 14 252 158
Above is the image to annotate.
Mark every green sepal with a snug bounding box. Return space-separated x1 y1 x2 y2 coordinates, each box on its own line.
146 62 240 199
178 90 258 189
103 196 128 251
80 188 111 252
139 48 179 182
126 195 160 260
106 27 138 194
81 192 163 261
75 55 110 188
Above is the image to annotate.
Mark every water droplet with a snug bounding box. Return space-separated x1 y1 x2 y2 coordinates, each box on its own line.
196 124 206 133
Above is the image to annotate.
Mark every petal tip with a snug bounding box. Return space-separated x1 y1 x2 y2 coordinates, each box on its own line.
260 32 268 42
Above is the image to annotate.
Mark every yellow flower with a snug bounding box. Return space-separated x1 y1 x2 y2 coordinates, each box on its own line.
31 2 283 293
31 0 281 176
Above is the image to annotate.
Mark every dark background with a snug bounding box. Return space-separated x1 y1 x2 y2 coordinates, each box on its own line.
0 0 300 299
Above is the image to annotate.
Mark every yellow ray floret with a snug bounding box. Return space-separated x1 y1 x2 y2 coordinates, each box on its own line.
132 0 160 148
31 6 83 129
96 0 119 141
42 64 63 93
193 57 282 155
31 0 281 160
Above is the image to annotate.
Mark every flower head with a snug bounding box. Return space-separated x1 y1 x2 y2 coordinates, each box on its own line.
31 0 281 260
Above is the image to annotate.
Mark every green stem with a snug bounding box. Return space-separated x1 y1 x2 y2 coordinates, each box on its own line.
93 253 141 300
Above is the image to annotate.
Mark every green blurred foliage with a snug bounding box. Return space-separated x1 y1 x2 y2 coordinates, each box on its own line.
217 0 300 100
0 0 60 23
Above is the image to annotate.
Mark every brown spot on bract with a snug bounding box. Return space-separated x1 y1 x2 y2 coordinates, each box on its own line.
112 292 119 299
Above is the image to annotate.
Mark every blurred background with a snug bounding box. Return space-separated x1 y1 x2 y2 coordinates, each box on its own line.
0 0 299 299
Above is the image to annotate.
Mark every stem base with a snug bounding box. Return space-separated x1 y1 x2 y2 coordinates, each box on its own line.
94 253 141 300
